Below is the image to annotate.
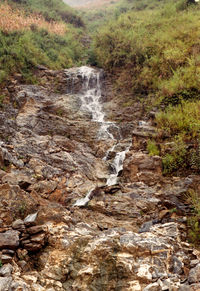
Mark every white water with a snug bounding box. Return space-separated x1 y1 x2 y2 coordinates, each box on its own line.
73 66 130 206
73 189 93 207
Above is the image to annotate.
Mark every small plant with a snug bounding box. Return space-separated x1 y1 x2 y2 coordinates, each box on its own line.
147 140 160 156
18 202 27 218
187 190 200 244
0 260 2 268
162 135 187 174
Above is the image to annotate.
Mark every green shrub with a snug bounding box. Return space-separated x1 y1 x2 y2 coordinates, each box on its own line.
156 101 200 137
187 190 200 244
0 28 84 83
147 140 160 156
162 136 187 174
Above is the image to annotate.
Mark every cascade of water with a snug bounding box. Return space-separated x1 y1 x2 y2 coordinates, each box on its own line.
73 189 93 207
73 66 131 206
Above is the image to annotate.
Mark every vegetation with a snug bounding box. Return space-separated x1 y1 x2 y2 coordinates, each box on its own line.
0 1 85 83
7 0 84 27
94 0 200 104
147 140 159 156
86 0 200 176
154 101 200 174
0 3 66 34
187 190 200 244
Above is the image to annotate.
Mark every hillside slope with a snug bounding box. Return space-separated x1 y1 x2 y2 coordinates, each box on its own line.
0 0 86 85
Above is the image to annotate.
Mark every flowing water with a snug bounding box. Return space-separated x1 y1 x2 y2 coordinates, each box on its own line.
73 66 131 207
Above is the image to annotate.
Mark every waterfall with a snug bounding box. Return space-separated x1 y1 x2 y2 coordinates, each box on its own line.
72 66 130 206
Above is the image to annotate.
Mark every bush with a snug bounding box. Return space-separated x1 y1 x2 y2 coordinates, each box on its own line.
0 27 84 82
187 190 200 244
162 135 187 174
147 140 160 156
155 101 200 174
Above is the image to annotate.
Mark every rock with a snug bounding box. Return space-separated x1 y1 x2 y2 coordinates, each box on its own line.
188 264 200 284
179 285 191 291
0 230 19 250
22 274 38 284
139 221 153 233
27 225 44 234
123 151 162 185
12 219 25 231
143 282 160 291
0 277 12 291
190 259 200 268
1 255 13 264
2 250 15 256
0 264 13 277
24 212 38 226
0 183 39 224
30 232 45 244
23 242 43 252
18 260 27 269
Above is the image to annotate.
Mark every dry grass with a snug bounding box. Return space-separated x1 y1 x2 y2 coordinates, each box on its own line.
64 0 119 9
0 3 67 35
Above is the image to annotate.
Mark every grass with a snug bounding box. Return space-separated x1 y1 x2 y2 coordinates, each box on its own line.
155 101 200 174
7 0 85 27
0 3 67 34
93 0 200 104
147 140 160 156
0 1 86 84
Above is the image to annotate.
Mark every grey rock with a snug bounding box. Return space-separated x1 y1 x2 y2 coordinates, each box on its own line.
139 221 153 233
188 264 200 284
190 259 200 268
0 277 12 291
0 264 13 277
24 212 38 226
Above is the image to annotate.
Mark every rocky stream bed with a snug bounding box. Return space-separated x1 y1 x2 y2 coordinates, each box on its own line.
0 66 199 290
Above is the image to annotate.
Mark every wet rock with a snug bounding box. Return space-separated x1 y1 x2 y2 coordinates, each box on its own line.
0 230 19 250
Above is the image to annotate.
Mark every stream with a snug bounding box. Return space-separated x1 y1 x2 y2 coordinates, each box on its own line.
73 66 130 206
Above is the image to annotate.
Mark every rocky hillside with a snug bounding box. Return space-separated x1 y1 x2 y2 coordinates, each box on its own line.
0 64 199 290
0 0 200 290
